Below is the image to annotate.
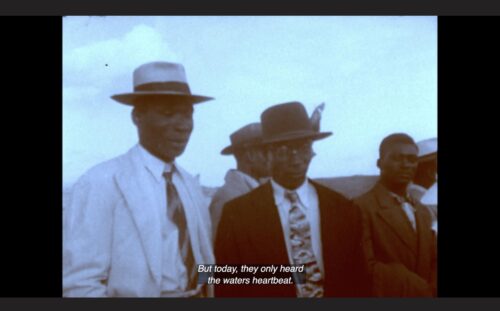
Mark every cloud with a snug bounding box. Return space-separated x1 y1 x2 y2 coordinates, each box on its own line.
64 23 181 89
64 22 184 184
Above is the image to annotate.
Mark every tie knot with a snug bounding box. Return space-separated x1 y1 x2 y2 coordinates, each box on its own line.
285 191 299 204
162 171 173 182
393 194 414 206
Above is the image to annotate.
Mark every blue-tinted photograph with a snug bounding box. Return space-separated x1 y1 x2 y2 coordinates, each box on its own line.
63 16 437 297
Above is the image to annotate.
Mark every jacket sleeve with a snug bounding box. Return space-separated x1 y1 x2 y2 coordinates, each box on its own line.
63 174 114 297
348 202 373 297
213 201 242 297
209 191 225 242
430 229 437 296
359 204 433 297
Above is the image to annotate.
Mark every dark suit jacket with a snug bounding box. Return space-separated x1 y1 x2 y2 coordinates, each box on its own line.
354 183 437 297
214 180 371 297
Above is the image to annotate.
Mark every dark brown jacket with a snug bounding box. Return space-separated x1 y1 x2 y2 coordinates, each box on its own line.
215 180 371 297
354 183 437 297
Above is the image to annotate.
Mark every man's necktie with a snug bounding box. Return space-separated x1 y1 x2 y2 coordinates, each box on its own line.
163 170 197 290
285 190 324 298
402 202 417 231
394 195 417 231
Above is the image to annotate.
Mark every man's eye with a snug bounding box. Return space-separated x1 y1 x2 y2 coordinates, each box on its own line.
391 155 403 161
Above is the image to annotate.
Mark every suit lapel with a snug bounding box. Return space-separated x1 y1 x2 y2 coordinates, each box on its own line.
374 184 418 255
250 183 290 263
174 166 215 267
115 147 163 286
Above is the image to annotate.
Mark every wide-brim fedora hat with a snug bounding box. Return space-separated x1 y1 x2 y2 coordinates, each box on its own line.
261 101 332 144
221 123 264 155
111 61 213 105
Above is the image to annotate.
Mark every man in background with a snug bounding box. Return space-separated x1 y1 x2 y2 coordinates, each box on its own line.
209 123 270 239
355 133 436 297
409 137 437 231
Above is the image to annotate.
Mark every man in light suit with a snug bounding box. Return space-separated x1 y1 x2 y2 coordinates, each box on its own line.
63 61 215 297
215 102 371 297
354 133 437 297
209 123 270 239
409 137 438 232
409 138 437 201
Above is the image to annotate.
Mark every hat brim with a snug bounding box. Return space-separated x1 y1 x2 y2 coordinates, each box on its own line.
263 131 333 144
221 145 235 155
111 92 214 105
221 141 265 155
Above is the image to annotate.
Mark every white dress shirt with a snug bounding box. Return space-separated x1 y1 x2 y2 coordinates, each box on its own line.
137 144 192 295
270 179 324 276
421 181 438 234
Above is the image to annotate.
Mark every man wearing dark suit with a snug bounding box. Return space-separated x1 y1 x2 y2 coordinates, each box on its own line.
214 102 371 297
354 133 437 297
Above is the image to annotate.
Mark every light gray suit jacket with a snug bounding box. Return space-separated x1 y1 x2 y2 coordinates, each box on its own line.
63 145 214 297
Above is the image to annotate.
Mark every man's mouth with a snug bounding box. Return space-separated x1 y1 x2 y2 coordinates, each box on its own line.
168 139 189 148
169 137 190 144
398 172 413 179
287 171 305 178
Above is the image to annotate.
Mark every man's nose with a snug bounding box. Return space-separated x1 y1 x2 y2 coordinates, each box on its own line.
402 158 416 168
289 149 300 158
174 115 193 131
288 150 304 164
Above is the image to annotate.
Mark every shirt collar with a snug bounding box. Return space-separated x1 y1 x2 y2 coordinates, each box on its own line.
137 143 175 184
376 182 413 205
388 189 415 206
270 178 310 208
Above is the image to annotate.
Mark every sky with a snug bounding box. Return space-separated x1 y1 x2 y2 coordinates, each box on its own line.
63 16 437 187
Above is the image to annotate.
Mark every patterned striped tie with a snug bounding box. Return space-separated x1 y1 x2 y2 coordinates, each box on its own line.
285 190 324 298
163 170 197 290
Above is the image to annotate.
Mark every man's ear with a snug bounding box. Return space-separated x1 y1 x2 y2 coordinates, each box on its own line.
376 158 381 169
131 107 141 126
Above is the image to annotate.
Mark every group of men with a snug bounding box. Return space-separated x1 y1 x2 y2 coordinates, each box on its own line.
63 61 437 298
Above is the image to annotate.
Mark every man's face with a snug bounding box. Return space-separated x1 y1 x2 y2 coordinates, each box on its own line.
134 99 194 163
269 139 314 190
378 143 419 186
246 146 271 179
